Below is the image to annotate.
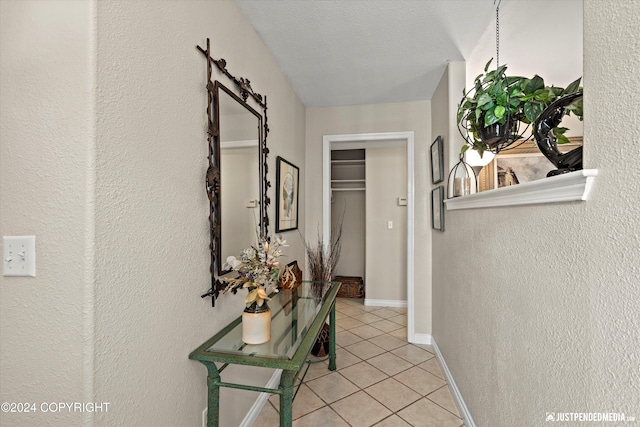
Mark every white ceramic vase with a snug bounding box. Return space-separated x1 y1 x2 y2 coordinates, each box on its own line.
242 302 271 344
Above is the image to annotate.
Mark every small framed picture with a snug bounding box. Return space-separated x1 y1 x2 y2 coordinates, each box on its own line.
430 136 444 184
431 186 444 231
275 156 299 232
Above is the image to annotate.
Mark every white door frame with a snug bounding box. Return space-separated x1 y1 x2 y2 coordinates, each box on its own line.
323 131 416 343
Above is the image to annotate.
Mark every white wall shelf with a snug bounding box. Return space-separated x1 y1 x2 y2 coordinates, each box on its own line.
444 169 598 210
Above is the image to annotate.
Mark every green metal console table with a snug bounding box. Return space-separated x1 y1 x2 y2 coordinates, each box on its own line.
189 281 341 427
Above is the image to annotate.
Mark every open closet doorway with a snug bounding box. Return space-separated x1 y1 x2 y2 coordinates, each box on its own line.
330 148 366 283
322 132 416 343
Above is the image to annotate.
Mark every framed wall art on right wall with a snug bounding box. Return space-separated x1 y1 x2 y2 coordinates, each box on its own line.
430 135 444 184
431 186 444 231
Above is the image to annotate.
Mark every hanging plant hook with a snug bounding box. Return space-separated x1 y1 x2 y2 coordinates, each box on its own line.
495 0 501 68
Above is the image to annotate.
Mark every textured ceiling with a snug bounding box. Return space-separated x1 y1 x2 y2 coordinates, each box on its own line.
235 0 496 107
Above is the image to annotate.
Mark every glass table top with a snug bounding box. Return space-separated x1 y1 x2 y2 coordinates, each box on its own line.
205 281 338 360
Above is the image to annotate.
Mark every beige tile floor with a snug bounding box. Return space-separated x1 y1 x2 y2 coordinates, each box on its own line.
253 298 465 427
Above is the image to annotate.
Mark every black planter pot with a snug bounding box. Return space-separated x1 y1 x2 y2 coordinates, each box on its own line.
479 115 518 149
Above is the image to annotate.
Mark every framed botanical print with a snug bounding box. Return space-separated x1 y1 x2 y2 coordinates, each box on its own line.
431 136 444 184
275 156 299 232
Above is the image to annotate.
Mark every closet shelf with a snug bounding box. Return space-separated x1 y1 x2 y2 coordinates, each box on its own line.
331 187 366 192
332 149 366 192
331 159 365 165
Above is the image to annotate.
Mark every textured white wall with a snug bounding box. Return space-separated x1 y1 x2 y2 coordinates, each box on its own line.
0 1 95 426
432 1 640 425
93 1 306 426
305 101 432 333
365 147 407 302
1 0 306 426
431 61 467 183
467 0 583 88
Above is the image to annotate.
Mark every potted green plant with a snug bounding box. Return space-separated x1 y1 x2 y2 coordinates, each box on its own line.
458 59 583 155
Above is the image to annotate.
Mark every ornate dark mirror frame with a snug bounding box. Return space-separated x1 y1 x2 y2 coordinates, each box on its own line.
197 39 271 306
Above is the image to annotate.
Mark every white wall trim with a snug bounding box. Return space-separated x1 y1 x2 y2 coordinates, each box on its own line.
444 169 598 210
431 337 476 427
322 131 416 342
364 298 407 308
240 369 283 427
412 333 432 346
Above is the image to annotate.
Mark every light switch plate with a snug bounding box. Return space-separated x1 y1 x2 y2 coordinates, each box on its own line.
3 236 36 277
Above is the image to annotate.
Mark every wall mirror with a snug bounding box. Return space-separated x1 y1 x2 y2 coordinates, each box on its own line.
198 39 270 306
217 81 262 276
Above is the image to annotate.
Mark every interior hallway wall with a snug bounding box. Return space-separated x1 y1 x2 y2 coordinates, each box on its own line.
0 2 94 426
305 101 432 335
94 1 306 426
430 61 467 189
365 146 407 303
1 1 307 426
431 1 640 425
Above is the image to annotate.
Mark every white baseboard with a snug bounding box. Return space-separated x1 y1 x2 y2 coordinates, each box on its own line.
431 338 476 427
239 369 282 427
411 332 432 345
363 298 407 308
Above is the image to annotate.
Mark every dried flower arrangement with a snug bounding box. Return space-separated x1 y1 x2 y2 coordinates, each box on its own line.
220 236 287 308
